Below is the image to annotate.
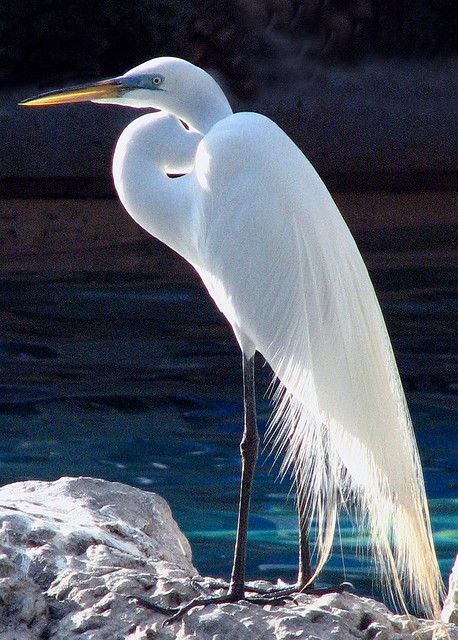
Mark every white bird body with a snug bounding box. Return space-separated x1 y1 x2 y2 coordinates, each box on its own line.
22 57 444 621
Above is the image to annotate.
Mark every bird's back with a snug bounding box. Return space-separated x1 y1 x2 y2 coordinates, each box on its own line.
193 111 325 350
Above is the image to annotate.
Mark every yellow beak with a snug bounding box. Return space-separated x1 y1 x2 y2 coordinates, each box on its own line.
19 78 124 107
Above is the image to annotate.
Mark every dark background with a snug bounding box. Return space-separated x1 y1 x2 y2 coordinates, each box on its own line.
2 0 457 196
2 0 457 92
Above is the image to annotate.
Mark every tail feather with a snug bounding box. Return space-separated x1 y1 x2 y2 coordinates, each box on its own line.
267 377 443 618
263 195 444 619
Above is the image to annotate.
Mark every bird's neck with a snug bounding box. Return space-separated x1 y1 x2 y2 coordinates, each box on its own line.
183 92 232 135
113 113 202 263
178 85 233 134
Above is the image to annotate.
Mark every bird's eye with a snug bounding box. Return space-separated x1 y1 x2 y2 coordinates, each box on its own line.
152 75 164 86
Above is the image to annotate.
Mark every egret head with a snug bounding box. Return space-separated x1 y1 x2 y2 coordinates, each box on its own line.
20 57 232 133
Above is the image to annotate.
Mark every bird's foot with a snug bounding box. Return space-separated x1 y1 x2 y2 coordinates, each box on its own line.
301 581 354 596
128 589 294 626
127 581 354 626
192 576 284 595
237 580 355 599
193 576 354 598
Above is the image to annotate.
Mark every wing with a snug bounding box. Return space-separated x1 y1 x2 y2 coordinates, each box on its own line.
191 112 442 617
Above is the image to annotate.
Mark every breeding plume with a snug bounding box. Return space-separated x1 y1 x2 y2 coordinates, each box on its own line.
21 57 443 621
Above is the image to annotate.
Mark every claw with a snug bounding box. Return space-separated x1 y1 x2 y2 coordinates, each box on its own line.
126 595 179 615
245 594 292 606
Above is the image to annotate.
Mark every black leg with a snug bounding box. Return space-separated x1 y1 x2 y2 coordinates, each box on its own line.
128 352 350 623
128 352 269 624
203 455 314 596
228 352 259 598
296 466 313 589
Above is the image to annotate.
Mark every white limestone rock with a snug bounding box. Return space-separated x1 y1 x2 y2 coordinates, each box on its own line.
0 477 456 640
443 554 458 625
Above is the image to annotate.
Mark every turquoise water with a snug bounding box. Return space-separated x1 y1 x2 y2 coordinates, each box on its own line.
0 255 456 606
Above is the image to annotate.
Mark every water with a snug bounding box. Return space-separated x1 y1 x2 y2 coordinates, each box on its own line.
0 243 456 606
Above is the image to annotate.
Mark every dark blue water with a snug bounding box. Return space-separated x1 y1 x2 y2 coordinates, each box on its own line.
0 250 456 604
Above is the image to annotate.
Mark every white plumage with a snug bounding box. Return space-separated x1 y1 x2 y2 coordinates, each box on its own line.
22 57 444 621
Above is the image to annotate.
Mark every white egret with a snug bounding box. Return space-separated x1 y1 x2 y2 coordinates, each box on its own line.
21 57 443 622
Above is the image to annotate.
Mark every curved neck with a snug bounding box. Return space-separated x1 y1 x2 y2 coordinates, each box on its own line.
113 113 202 263
161 62 233 134
182 90 232 134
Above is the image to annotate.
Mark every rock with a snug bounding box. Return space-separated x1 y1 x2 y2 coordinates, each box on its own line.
443 554 458 624
0 477 196 639
0 477 456 639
